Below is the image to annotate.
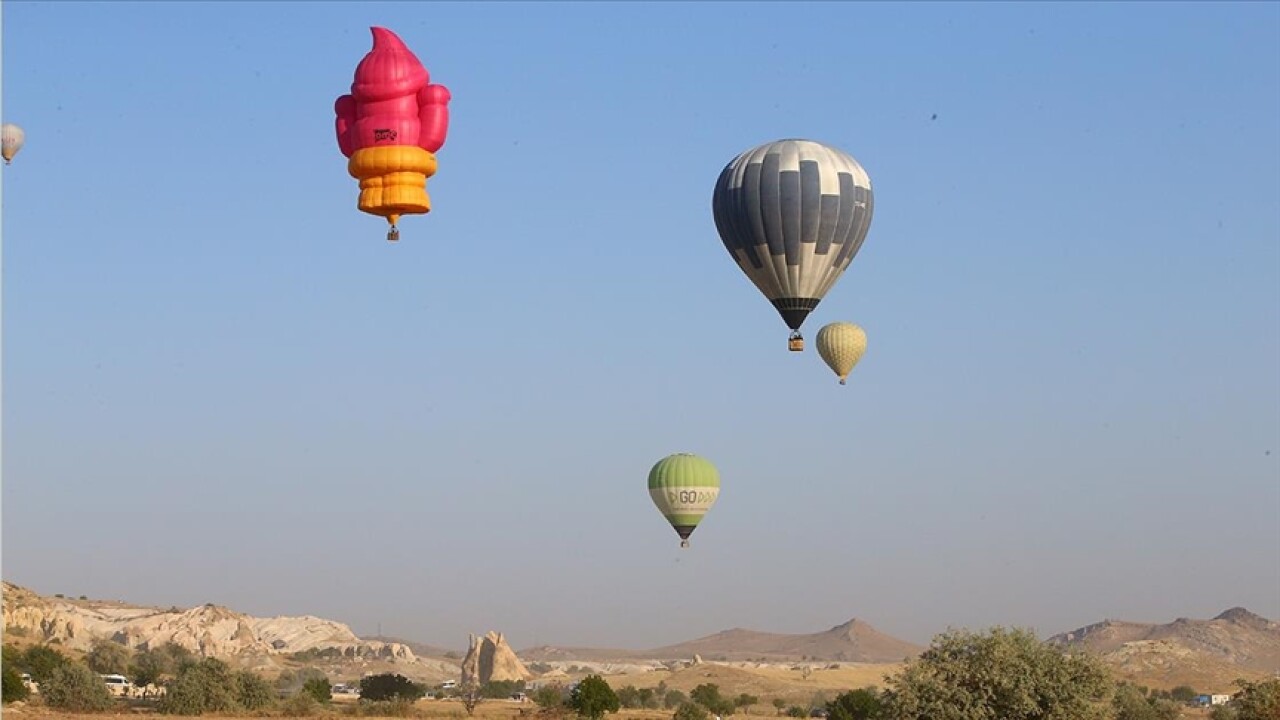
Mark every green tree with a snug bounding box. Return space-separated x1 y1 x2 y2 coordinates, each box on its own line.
21 645 70 684
483 679 526 699
736 694 760 710
665 690 689 709
879 627 1113 720
826 689 883 720
691 683 735 716
676 701 712 720
2 664 30 703
534 684 566 709
1230 678 1280 720
159 657 240 715
40 662 114 712
569 675 620 720
303 676 333 703
359 673 425 702
1168 686 1197 703
786 706 807 717
639 687 658 709
236 670 276 711
86 638 133 675
616 685 642 708
1113 684 1178 720
774 698 789 715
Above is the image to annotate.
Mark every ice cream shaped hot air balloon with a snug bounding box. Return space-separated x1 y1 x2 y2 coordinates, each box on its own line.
335 27 451 242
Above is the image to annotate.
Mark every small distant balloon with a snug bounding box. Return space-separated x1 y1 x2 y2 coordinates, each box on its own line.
816 322 867 385
2 124 26 164
648 453 720 549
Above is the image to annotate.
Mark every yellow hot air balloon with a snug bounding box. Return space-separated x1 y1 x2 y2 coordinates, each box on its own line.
816 322 867 385
2 124 25 165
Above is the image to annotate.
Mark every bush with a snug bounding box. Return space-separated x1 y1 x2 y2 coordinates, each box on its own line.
237 670 276 711
787 706 807 718
735 694 759 709
304 675 333 703
616 685 642 709
282 692 318 717
675 701 711 720
1230 678 1280 720
21 645 70 684
880 626 1112 720
569 675 620 720
86 638 132 675
665 690 689 709
2 664 30 704
360 673 424 702
534 684 566 709
159 657 241 715
825 689 882 720
691 684 735 716
40 662 114 712
773 698 788 715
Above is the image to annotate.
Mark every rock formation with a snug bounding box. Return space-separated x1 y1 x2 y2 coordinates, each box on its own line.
460 631 532 685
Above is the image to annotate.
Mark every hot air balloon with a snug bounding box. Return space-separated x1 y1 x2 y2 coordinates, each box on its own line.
2 124 25 165
816 322 867 385
335 27 451 242
648 453 720 549
712 139 874 351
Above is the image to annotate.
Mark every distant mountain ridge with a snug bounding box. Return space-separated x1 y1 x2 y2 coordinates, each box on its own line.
1049 607 1280 689
520 619 925 663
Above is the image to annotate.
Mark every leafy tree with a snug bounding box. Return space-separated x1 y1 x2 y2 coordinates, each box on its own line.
675 701 712 720
1230 678 1280 720
21 645 70 684
1168 686 1197 703
879 626 1112 720
131 642 195 687
569 674 620 720
236 670 276 711
159 657 240 715
483 679 526 699
2 663 30 703
826 689 883 720
40 662 114 712
534 684 566 709
639 687 659 709
787 706 807 717
282 692 318 717
616 685 642 708
302 675 333 703
774 698 789 715
86 638 133 675
461 680 484 715
360 673 425 702
736 694 760 709
1113 684 1178 720
665 689 689 709
691 683 735 716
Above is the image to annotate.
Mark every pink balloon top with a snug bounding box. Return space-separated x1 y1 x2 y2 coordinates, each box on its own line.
335 27 451 157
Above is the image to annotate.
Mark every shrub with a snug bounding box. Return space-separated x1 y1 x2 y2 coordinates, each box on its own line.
21 645 70 684
534 684 566 709
825 689 882 720
2 664 30 704
665 690 688 709
304 675 333 703
569 675 620 720
86 638 133 675
236 670 276 711
159 658 240 715
360 673 424 702
282 692 318 717
675 701 711 720
40 662 114 712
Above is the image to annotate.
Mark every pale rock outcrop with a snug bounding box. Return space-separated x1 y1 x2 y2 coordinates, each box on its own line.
460 631 532 685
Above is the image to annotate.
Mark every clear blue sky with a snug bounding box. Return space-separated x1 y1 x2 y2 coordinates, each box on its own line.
2 1 1277 651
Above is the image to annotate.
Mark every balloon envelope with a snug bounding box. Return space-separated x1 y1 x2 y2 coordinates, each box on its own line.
648 453 720 547
712 139 874 334
2 124 25 164
816 322 867 384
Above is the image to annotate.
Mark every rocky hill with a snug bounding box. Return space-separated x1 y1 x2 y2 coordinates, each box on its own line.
1 581 458 682
1049 607 1280 690
520 619 924 664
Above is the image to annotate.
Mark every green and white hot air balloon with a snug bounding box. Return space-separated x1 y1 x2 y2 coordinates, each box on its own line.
816 322 867 385
648 453 720 549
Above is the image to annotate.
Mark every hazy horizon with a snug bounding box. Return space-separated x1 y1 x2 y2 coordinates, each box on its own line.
3 2 1277 652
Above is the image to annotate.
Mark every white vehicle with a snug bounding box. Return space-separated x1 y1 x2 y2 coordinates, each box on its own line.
101 674 133 697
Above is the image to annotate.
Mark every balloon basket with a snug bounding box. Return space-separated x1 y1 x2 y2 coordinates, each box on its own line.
788 332 805 352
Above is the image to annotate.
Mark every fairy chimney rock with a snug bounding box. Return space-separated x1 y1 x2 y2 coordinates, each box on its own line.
460 631 532 685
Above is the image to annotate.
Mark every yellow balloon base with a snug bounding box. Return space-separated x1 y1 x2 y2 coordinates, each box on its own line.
348 146 439 230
